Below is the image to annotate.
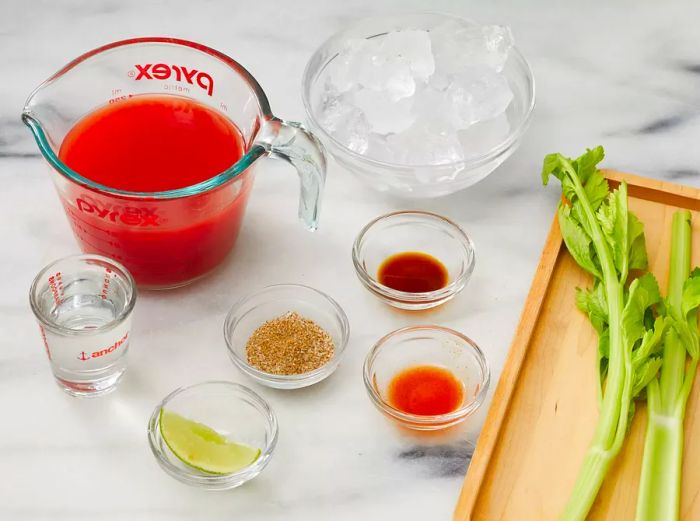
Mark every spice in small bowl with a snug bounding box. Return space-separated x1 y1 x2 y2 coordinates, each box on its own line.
224 284 350 389
246 312 335 375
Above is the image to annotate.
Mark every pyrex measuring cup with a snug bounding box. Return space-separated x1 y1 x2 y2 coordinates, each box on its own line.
22 37 326 289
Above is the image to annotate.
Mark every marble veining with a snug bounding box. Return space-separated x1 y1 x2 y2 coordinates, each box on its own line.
635 114 691 135
1 0 699 519
397 442 474 478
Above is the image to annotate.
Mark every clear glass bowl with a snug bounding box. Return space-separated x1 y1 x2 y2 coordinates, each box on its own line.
352 210 475 310
147 381 278 489
224 284 350 389
302 12 535 198
363 326 490 431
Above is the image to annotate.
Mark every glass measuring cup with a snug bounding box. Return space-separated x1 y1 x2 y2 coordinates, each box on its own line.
22 38 326 289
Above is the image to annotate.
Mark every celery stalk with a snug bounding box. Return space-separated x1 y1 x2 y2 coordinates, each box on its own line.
636 210 697 521
543 148 661 521
562 274 626 520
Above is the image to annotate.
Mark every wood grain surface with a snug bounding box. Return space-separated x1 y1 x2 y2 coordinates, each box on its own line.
454 171 700 521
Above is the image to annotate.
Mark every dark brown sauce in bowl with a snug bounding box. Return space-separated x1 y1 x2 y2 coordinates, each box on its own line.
377 251 449 293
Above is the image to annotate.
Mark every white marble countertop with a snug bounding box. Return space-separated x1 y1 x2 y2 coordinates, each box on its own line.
1 1 699 519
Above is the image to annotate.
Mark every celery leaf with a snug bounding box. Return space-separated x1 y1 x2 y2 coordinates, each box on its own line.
622 273 661 348
558 205 601 279
633 357 663 398
576 283 608 334
628 213 649 272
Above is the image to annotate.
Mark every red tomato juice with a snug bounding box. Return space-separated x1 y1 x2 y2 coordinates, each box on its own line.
58 94 250 287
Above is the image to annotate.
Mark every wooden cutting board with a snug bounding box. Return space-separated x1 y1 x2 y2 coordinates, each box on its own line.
454 171 700 520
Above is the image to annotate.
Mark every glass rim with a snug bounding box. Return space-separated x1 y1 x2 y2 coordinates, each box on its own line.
147 380 278 487
363 325 491 425
352 210 476 302
223 283 351 384
301 12 536 172
29 253 137 335
22 37 273 200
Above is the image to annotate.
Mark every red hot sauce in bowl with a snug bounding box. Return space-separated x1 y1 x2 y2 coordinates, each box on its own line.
388 365 464 416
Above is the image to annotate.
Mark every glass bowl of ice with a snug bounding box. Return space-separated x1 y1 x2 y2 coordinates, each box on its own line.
302 13 535 198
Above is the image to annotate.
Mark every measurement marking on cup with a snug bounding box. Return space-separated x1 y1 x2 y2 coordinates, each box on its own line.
66 208 122 239
39 325 52 361
163 84 190 94
108 89 135 105
48 272 63 305
101 268 113 299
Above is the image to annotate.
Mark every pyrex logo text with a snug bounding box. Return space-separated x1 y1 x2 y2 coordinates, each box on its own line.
76 196 159 227
134 64 214 96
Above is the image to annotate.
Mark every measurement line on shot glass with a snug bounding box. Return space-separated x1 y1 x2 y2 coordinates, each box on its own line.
101 268 113 300
48 271 63 305
39 325 52 361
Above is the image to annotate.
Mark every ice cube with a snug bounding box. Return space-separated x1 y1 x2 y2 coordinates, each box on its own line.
431 20 513 74
443 81 476 128
325 38 368 93
445 67 514 128
316 85 344 132
315 21 515 168
412 67 513 132
366 134 395 163
353 87 415 135
458 113 511 158
411 84 451 128
428 71 451 91
329 30 435 101
336 107 370 154
428 131 464 165
375 56 415 100
380 29 435 81
316 88 370 153
386 124 464 166
340 37 415 100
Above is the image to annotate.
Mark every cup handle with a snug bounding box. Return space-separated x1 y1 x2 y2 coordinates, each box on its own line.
255 117 327 231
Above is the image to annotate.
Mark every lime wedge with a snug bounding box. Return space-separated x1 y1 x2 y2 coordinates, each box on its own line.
159 409 261 474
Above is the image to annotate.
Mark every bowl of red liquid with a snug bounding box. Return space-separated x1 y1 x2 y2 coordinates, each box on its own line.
23 37 326 289
363 325 489 430
352 211 475 310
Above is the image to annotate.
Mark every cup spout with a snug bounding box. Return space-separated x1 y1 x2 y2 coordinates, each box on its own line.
22 77 81 166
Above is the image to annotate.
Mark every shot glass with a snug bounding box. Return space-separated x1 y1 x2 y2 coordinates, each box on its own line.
29 254 137 397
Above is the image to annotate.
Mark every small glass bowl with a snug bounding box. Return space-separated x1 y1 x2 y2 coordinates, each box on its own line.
364 326 489 431
147 381 278 490
224 284 350 389
352 210 475 310
302 12 535 198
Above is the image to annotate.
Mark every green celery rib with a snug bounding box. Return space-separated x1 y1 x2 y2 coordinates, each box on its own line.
636 210 692 521
560 174 627 521
636 381 684 521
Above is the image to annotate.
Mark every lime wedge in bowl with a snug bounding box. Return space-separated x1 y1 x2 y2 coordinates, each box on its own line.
160 409 261 474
